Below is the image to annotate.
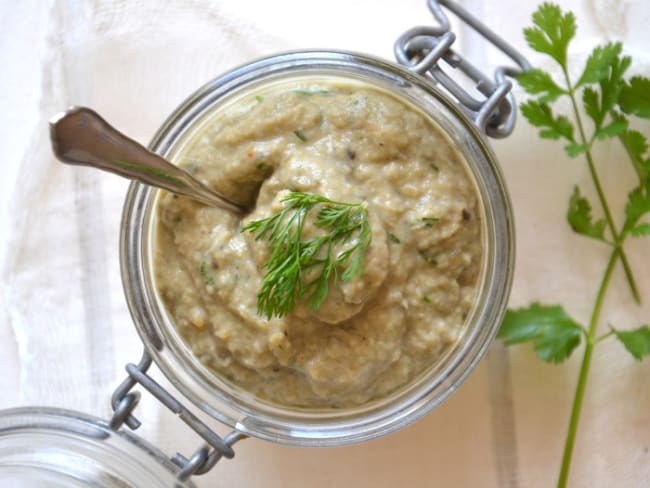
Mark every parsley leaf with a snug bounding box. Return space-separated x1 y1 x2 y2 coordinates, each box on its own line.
524 3 576 67
613 325 650 360
387 232 401 244
498 303 584 363
567 186 606 240
419 251 438 266
619 76 650 118
521 100 574 141
582 89 627 142
581 50 629 133
630 222 650 237
293 130 308 141
600 55 631 113
596 116 627 140
199 260 215 287
623 177 650 233
620 130 649 161
421 216 439 227
582 87 602 127
564 143 589 158
575 42 623 88
619 129 649 181
292 89 333 96
517 68 566 102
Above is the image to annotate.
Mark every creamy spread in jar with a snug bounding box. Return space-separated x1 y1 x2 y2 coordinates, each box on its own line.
154 79 482 408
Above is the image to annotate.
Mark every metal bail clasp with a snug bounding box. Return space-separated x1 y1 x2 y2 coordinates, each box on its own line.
395 0 531 138
108 349 246 482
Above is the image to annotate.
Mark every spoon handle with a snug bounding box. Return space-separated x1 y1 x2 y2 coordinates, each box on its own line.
49 106 245 214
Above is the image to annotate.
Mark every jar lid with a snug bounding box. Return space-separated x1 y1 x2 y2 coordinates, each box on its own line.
0 407 195 487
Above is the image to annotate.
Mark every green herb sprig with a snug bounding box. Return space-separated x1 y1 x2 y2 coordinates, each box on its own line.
242 191 371 319
498 4 650 487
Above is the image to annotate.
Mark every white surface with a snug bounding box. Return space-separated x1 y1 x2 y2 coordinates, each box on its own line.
1 0 649 486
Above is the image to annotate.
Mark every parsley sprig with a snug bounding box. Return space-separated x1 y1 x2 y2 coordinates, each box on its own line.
242 191 371 319
498 4 650 487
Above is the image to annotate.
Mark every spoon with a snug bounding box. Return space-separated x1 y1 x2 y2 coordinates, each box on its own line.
49 106 246 215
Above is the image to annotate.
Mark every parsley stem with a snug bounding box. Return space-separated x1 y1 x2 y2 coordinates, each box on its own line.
557 64 642 485
563 67 641 304
593 329 615 345
557 246 619 488
582 150 639 303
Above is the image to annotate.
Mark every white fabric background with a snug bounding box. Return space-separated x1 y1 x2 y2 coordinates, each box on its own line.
1 0 649 486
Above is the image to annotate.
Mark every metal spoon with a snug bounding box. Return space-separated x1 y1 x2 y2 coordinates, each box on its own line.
49 106 246 215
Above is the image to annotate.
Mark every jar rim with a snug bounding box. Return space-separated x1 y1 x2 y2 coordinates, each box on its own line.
120 50 514 446
0 406 194 487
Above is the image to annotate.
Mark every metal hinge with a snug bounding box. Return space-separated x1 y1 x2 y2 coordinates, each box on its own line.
395 0 531 138
108 350 245 482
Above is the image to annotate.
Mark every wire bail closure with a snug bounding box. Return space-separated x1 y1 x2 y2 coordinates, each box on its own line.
108 350 246 482
395 0 531 138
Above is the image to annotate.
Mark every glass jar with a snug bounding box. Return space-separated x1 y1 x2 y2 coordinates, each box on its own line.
0 407 195 487
120 50 514 447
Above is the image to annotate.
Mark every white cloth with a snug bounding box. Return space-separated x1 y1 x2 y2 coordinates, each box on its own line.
1 0 649 486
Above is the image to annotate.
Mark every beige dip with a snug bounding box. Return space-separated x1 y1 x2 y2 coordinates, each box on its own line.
154 80 482 408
